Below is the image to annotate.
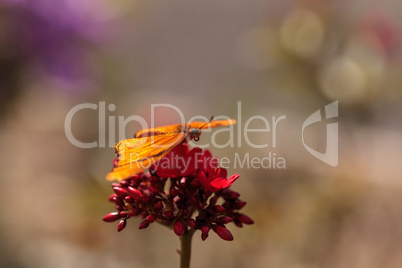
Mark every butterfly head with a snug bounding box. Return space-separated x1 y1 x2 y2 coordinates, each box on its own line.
189 128 201 142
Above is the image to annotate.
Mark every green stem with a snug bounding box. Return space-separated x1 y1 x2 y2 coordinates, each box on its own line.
180 230 195 268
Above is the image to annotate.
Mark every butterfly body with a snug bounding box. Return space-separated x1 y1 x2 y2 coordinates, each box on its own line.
135 123 201 139
107 119 236 181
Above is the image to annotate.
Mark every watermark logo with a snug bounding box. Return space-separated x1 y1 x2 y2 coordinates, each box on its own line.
64 101 339 169
302 101 338 167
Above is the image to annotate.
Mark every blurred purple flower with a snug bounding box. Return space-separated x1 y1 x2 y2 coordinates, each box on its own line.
1 0 109 92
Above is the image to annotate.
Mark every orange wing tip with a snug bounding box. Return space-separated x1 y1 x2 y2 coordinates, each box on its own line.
215 119 236 125
209 119 237 128
106 172 120 181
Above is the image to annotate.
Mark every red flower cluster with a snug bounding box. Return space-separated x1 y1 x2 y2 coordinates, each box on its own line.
103 144 253 241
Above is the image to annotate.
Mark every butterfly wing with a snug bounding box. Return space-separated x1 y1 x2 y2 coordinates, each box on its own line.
106 132 186 181
189 119 237 129
135 123 184 138
135 119 236 138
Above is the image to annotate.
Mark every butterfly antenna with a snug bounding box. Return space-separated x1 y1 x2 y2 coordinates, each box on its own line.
200 116 214 130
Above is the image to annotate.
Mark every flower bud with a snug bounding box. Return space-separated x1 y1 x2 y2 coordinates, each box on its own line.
182 209 190 217
129 174 140 182
102 212 121 222
238 214 254 224
174 221 185 236
223 190 240 199
116 205 125 211
127 186 143 200
217 216 233 224
139 221 150 229
117 219 127 232
201 225 210 235
213 226 233 241
186 219 195 228
108 194 117 202
145 215 156 223
209 196 218 205
214 205 225 213
113 187 127 199
155 201 164 211
124 196 134 203
164 210 173 219
189 179 200 188
113 197 125 207
201 226 210 241
147 185 159 194
170 187 179 196
235 201 246 209
149 176 159 184
120 180 130 187
201 232 209 241
129 208 142 217
119 211 129 218
234 221 243 228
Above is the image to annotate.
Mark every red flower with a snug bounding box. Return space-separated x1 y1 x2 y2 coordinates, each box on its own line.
198 149 220 173
150 144 221 179
103 143 253 241
197 168 239 192
150 144 201 178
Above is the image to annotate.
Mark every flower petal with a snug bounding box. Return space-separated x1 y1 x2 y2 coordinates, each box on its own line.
153 144 199 178
209 168 227 180
199 150 220 173
210 174 238 190
209 177 230 189
197 171 214 192
226 174 239 184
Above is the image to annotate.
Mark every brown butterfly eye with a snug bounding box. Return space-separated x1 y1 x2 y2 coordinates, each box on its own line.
191 128 201 137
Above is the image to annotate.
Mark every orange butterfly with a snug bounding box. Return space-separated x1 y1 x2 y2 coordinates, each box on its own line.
106 118 236 181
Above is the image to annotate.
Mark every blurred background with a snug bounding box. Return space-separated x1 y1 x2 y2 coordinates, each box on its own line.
1 0 402 267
